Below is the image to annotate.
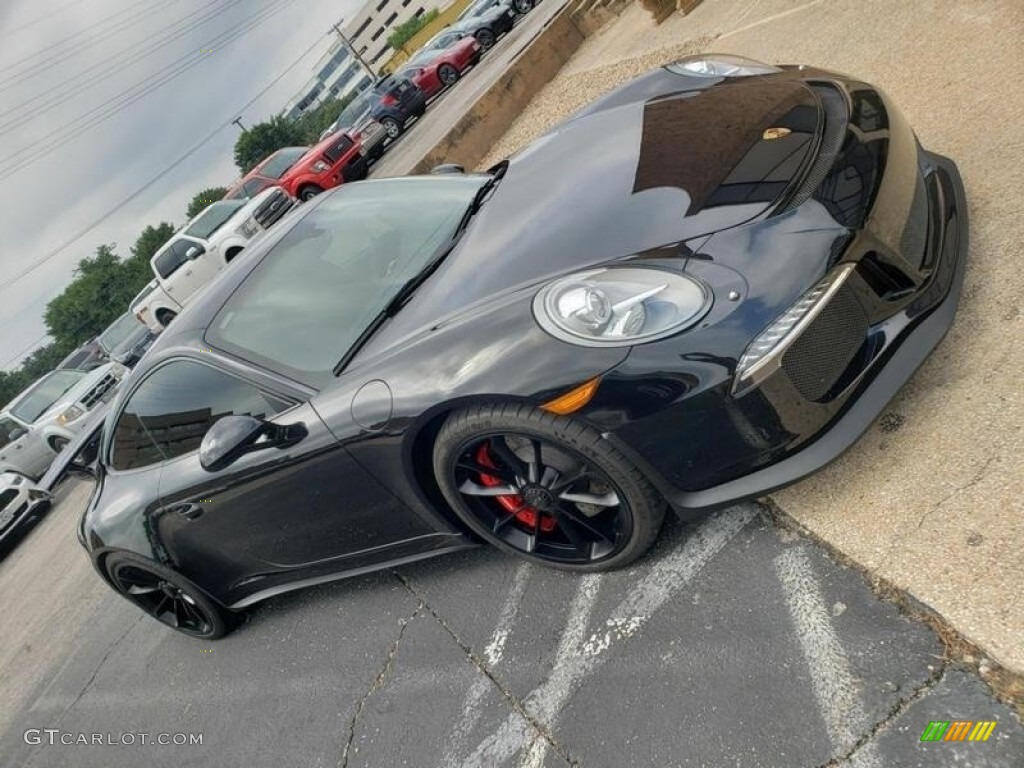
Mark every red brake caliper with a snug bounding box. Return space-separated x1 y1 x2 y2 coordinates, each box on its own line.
476 442 556 533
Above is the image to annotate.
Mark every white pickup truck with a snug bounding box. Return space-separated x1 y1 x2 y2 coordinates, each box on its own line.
134 186 296 330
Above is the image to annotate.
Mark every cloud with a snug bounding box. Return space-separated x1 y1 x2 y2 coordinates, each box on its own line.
0 0 359 368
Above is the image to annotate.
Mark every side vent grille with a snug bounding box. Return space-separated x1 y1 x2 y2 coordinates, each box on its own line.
777 83 848 214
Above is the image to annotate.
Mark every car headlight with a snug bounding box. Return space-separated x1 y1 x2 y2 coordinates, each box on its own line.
236 217 260 238
666 54 781 77
57 405 84 425
312 160 331 173
732 263 856 397
533 267 711 347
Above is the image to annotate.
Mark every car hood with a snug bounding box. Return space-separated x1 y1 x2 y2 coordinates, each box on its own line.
383 77 821 336
37 363 119 423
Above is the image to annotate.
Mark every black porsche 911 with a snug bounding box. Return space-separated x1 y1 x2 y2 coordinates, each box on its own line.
73 54 967 638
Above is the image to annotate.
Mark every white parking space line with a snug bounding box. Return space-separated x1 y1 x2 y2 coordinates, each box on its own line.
718 0 826 41
442 562 532 768
774 547 881 767
461 506 758 768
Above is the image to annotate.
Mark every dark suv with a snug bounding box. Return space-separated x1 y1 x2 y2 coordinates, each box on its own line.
331 75 427 142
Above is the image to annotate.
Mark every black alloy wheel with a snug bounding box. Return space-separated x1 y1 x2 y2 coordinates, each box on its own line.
434 404 664 570
106 552 234 638
475 28 496 50
438 63 460 86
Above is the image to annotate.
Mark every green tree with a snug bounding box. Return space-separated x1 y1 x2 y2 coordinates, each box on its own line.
293 94 358 144
387 9 439 51
186 187 228 219
233 115 306 174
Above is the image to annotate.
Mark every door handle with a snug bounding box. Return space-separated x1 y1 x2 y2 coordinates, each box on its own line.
167 502 203 520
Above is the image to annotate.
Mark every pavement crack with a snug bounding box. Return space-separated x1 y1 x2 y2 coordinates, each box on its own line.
818 663 947 767
63 614 143 718
337 600 421 768
915 455 996 530
395 572 579 766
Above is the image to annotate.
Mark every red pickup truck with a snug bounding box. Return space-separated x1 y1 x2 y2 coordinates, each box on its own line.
225 131 369 202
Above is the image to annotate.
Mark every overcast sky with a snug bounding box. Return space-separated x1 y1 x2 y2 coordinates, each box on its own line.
0 0 361 369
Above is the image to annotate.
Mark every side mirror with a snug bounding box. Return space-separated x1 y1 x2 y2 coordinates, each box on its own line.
199 415 307 472
185 244 205 261
8 427 27 441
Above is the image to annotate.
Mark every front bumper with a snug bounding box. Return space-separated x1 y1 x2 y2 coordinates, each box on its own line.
0 483 52 547
602 149 968 515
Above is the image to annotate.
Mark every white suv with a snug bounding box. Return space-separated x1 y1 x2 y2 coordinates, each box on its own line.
135 187 296 330
0 364 122 480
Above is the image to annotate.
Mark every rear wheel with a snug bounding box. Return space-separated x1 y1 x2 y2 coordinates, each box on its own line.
438 63 460 86
105 551 236 639
381 117 402 140
433 404 665 571
514 0 534 13
475 28 496 50
298 184 323 201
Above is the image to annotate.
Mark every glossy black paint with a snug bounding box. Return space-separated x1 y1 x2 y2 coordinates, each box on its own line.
79 62 967 611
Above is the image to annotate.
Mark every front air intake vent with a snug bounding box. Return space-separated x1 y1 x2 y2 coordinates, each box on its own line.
777 83 848 214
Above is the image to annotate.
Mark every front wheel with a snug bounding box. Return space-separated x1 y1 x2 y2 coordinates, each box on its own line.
105 551 236 639
433 404 665 571
48 436 70 454
514 0 534 13
438 63 460 86
298 184 323 201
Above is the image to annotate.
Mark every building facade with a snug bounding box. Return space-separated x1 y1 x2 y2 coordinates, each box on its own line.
282 39 374 121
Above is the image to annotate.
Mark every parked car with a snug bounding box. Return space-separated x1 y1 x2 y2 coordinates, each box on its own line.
224 132 368 203
448 0 516 50
97 313 158 370
136 187 297 330
0 363 122 479
77 55 967 639
318 113 388 162
398 32 482 99
57 338 105 372
326 76 427 144
0 472 51 553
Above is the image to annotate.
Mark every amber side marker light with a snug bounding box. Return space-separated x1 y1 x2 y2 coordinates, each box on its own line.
540 377 601 415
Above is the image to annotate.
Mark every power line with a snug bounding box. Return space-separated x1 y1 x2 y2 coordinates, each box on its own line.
0 32 327 295
0 0 157 83
0 0 87 40
1 332 51 369
0 0 298 176
0 0 248 125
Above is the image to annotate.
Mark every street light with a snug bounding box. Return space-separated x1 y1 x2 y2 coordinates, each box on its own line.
330 20 377 80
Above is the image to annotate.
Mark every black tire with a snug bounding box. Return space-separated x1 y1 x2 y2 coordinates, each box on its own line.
225 247 244 262
298 185 323 202
105 551 237 639
155 309 177 328
433 403 665 571
475 28 496 50
381 117 402 140
438 63 460 87
514 0 533 13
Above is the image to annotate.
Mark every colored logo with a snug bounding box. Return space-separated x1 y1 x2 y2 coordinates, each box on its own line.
920 721 997 742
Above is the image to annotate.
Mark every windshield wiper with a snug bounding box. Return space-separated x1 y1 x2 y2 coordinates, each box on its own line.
332 165 508 376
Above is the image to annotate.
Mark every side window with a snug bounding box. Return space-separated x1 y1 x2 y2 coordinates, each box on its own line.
0 416 22 449
153 240 192 280
109 361 291 471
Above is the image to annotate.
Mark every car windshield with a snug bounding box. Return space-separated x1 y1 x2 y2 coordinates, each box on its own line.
10 370 86 423
184 200 247 239
208 176 485 386
335 94 372 130
259 147 309 179
97 312 144 355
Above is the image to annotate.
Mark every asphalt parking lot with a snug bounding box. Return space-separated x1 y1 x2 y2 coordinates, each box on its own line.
1 478 1021 767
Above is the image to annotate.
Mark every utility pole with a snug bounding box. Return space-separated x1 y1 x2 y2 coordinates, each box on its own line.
330 21 377 80
232 117 247 132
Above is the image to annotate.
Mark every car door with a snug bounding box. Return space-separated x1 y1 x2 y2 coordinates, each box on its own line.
117 358 434 600
0 415 50 477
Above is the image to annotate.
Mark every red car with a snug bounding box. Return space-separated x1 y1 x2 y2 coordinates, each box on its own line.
399 32 482 99
224 132 369 203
